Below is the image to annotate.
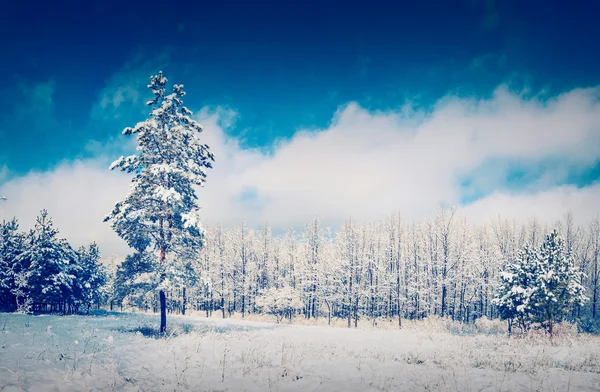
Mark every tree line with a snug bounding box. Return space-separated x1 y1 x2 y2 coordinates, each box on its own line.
108 208 599 331
1 207 597 334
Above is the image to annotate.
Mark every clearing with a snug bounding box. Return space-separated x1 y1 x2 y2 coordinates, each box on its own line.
0 312 598 391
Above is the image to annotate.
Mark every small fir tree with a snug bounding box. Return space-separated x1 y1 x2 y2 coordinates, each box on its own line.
14 210 78 313
494 229 587 335
0 218 24 311
77 242 107 313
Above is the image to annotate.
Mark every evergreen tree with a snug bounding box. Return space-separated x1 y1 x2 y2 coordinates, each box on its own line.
115 251 157 311
14 210 78 313
105 71 214 333
99 254 122 311
494 230 587 335
0 218 24 311
77 242 107 313
531 230 587 335
493 244 539 333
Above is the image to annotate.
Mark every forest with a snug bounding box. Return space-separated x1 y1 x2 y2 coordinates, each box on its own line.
2 207 598 333
113 209 599 332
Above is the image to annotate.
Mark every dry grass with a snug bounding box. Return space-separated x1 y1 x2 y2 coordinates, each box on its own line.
0 312 599 392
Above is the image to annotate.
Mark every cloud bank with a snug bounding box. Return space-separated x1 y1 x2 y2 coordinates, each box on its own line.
1 85 599 256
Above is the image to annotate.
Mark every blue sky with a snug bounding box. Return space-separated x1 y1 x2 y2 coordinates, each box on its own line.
0 0 599 253
2 0 599 173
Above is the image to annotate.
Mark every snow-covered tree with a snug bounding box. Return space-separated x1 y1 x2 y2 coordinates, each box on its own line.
0 218 24 311
76 242 107 313
105 71 214 333
163 246 200 315
114 251 157 311
99 254 123 311
299 217 329 319
583 217 600 319
494 230 587 335
14 210 79 313
493 244 539 333
256 285 303 323
201 225 231 318
531 230 587 335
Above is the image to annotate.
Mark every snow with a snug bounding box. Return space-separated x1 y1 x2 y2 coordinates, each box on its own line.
0 312 598 392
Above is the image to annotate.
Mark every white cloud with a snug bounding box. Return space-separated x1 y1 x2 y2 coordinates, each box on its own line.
223 86 600 227
1 85 599 256
458 184 600 225
0 160 131 255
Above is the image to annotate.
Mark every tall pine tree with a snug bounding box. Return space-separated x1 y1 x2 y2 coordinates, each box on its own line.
105 71 214 333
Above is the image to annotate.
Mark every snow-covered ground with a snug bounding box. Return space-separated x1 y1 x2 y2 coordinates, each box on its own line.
0 312 599 392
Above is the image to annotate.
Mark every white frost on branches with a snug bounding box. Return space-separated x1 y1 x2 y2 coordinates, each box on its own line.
104 71 215 255
493 229 587 333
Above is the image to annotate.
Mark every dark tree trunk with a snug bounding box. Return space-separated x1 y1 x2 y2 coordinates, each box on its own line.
347 300 352 328
160 290 167 334
593 285 598 319
354 298 358 328
311 284 317 319
441 285 447 317
182 287 187 316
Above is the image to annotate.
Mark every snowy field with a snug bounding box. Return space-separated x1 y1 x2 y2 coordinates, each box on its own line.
0 312 599 392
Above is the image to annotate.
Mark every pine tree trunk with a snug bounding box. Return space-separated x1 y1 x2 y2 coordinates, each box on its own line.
441 285 447 317
159 241 167 334
182 287 186 316
160 290 167 334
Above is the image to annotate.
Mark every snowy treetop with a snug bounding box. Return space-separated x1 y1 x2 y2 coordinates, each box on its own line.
105 72 215 255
